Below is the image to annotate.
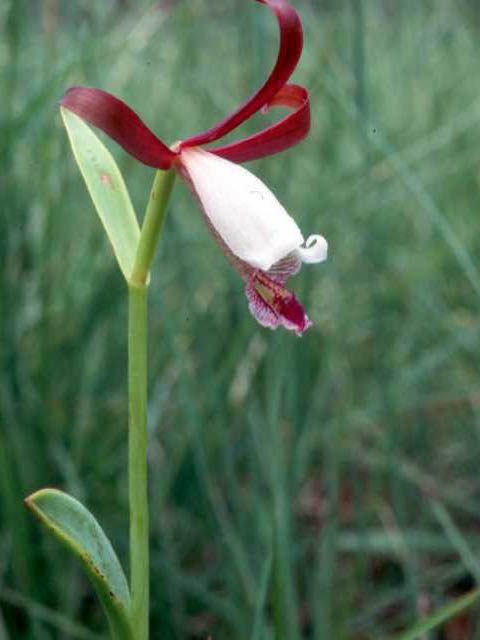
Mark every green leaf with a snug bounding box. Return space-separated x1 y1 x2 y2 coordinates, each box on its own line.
61 107 140 281
25 488 134 640
393 589 480 640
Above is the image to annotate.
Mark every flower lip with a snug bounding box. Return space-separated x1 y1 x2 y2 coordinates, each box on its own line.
246 270 312 335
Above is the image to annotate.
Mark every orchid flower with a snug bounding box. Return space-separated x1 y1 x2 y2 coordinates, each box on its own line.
61 0 327 335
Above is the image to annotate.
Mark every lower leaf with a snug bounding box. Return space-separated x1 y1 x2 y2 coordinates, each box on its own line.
25 488 134 640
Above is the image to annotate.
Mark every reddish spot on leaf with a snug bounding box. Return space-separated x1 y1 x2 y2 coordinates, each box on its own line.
100 172 114 188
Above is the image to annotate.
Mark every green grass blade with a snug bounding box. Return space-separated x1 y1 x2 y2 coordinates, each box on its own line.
25 489 133 640
251 547 273 640
393 589 480 640
431 500 480 584
60 107 140 281
0 586 101 640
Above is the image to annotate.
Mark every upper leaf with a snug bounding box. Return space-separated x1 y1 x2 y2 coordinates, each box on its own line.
26 488 134 640
61 107 140 281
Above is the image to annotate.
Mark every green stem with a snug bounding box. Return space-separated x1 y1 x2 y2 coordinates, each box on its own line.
128 282 149 640
127 169 175 640
130 169 176 286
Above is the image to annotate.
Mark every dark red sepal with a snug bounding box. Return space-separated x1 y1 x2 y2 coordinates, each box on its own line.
61 87 178 170
180 0 303 149
210 85 310 164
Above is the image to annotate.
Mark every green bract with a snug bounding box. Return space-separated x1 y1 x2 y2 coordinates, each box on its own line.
61 107 140 280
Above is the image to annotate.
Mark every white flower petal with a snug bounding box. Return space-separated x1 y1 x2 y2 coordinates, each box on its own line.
179 148 304 271
297 234 328 264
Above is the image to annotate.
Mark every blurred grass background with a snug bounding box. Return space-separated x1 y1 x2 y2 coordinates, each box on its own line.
3 0 480 637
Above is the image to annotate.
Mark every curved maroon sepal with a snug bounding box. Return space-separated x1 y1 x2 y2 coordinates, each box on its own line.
180 0 303 150
209 85 310 164
61 87 177 170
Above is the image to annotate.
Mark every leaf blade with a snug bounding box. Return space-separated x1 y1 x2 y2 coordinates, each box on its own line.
25 488 133 640
61 107 140 280
393 589 480 640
